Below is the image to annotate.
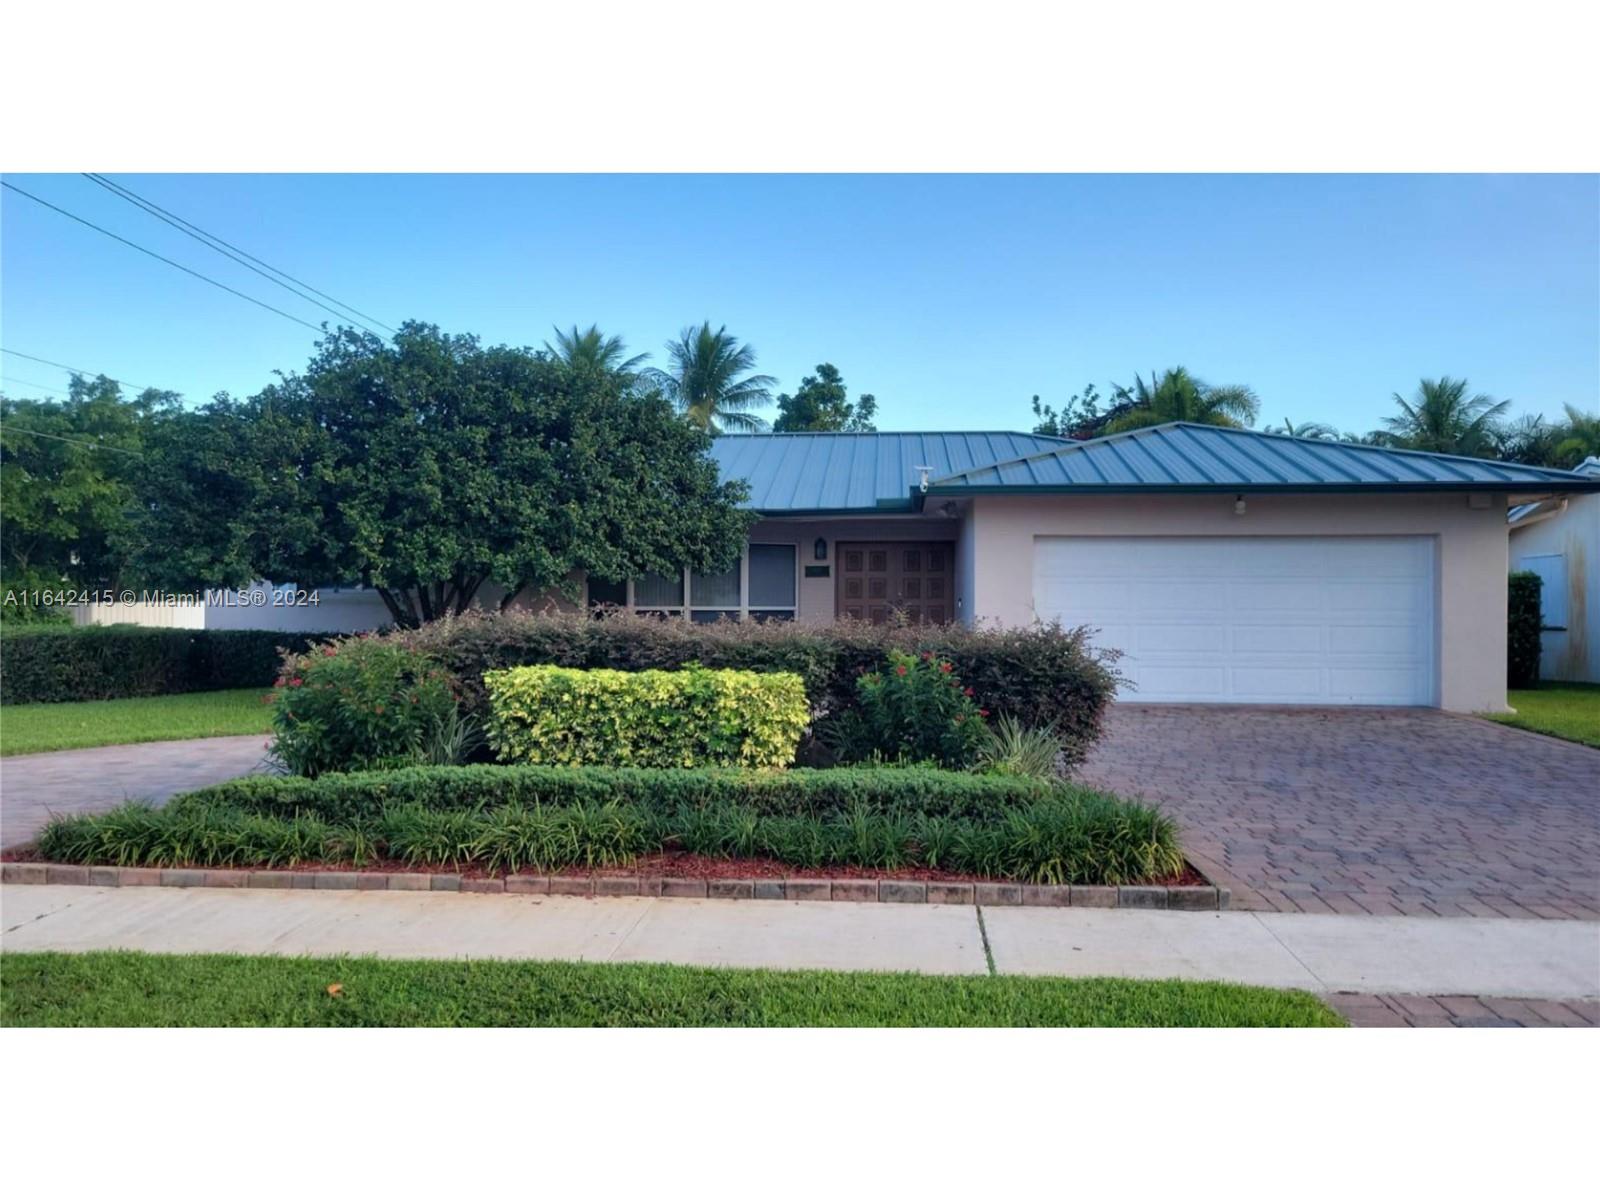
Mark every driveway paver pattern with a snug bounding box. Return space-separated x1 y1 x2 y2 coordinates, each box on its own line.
1 735 269 849
1075 706 1600 920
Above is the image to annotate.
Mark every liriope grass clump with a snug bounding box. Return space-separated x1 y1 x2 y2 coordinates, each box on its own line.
33 779 1184 885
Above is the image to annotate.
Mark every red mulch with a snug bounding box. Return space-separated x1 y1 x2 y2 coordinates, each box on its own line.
1 843 1207 887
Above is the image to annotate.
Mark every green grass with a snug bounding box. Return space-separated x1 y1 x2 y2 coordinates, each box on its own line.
1488 683 1600 749
0 951 1346 1027
0 688 274 756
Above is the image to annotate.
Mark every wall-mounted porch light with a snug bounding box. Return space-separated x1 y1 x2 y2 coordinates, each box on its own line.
814 537 828 561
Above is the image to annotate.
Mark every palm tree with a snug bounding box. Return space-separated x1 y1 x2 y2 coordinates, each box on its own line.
544 324 650 376
1552 403 1600 468
1273 418 1338 440
1102 367 1260 433
645 322 776 433
1382 377 1510 457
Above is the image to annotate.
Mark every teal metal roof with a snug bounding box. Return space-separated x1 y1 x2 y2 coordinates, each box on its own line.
926 423 1600 496
710 431 1069 513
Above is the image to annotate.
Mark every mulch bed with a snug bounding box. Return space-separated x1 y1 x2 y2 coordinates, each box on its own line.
0 843 1206 887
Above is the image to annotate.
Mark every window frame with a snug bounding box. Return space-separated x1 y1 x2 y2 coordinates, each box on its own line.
595 541 799 621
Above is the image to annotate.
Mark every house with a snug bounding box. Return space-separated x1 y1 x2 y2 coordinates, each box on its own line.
688 424 1600 713
75 423 1600 712
1508 456 1600 683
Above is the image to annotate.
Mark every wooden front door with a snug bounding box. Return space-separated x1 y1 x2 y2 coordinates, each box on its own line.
836 542 956 625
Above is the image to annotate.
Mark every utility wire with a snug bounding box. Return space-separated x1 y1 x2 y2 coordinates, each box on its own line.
2 180 328 335
83 173 394 338
1 349 165 395
0 424 143 456
1 376 71 396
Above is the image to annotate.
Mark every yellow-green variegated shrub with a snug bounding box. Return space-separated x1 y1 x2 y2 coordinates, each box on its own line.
483 665 809 769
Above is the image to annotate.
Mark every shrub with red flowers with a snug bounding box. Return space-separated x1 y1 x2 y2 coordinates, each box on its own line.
830 650 990 768
269 638 465 777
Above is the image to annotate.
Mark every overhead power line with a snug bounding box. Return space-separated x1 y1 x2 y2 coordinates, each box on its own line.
1 349 164 395
1 375 71 396
2 180 328 335
83 173 395 338
0 424 143 456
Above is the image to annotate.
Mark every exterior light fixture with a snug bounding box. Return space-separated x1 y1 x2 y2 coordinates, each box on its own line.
1234 495 1247 516
814 537 828 561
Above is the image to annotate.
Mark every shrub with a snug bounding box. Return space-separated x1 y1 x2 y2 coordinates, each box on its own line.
0 625 333 705
270 638 463 777
830 650 989 767
45 784 1183 884
390 610 1122 764
1508 570 1543 689
483 664 809 769
175 763 1059 825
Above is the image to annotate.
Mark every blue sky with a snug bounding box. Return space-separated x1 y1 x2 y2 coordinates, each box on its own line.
2 174 1596 434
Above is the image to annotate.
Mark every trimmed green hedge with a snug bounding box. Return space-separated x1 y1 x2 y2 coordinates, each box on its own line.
0 626 335 705
41 784 1185 885
177 764 1060 825
1508 570 1543 689
396 610 1123 764
485 665 809 769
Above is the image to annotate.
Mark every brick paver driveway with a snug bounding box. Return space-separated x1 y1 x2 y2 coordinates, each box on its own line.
0 735 269 849
1076 706 1600 920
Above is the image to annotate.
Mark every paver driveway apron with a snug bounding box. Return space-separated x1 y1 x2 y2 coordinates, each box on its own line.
1076 706 1600 919
0 735 268 850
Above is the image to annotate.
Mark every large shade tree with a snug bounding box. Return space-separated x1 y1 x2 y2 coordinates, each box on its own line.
646 322 775 433
128 323 754 627
772 363 877 432
0 377 171 615
1381 376 1510 457
1102 367 1260 433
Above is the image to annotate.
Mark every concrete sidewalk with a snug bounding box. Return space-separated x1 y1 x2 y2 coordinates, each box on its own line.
5 884 1597 999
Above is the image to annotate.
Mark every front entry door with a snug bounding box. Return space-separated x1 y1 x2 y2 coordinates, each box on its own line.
836 542 956 624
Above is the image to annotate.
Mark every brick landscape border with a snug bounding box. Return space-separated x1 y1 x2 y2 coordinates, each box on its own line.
1 861 1230 909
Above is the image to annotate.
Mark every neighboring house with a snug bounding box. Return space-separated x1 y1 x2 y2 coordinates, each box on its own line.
1508 456 1600 683
76 423 1600 712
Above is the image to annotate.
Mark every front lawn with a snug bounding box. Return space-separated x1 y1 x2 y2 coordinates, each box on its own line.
1488 683 1600 749
0 951 1345 1027
0 689 274 757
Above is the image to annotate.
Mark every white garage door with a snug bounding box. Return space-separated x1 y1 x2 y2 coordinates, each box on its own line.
1033 536 1436 706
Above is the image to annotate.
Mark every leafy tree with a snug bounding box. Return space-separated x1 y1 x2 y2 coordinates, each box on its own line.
1381 376 1510 457
1029 384 1132 439
1102 367 1260 433
543 324 649 378
772 363 878 432
645 322 775 433
1494 413 1563 466
0 377 168 616
129 323 755 628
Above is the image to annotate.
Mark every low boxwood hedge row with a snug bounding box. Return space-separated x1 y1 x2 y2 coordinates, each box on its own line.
394 610 1122 765
37 789 1185 885
178 764 1062 825
0 626 335 705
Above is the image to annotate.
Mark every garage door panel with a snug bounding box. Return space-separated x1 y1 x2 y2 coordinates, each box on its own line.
1032 536 1435 706
1232 624 1324 653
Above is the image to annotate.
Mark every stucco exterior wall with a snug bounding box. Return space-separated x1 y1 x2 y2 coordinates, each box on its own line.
964 492 1511 712
1510 493 1599 682
746 517 964 625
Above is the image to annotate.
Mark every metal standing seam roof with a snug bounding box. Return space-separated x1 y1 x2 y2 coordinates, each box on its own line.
708 431 1071 513
925 423 1600 496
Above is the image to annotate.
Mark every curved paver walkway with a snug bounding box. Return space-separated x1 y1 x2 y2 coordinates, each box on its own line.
1076 706 1600 920
0 735 269 849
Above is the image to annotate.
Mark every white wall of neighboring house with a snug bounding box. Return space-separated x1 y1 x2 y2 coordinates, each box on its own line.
1510 457 1600 683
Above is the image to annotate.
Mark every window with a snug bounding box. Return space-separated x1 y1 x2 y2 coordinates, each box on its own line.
617 543 797 622
1517 553 1569 630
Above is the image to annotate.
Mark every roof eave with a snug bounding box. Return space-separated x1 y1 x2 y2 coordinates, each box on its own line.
925 479 1600 497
